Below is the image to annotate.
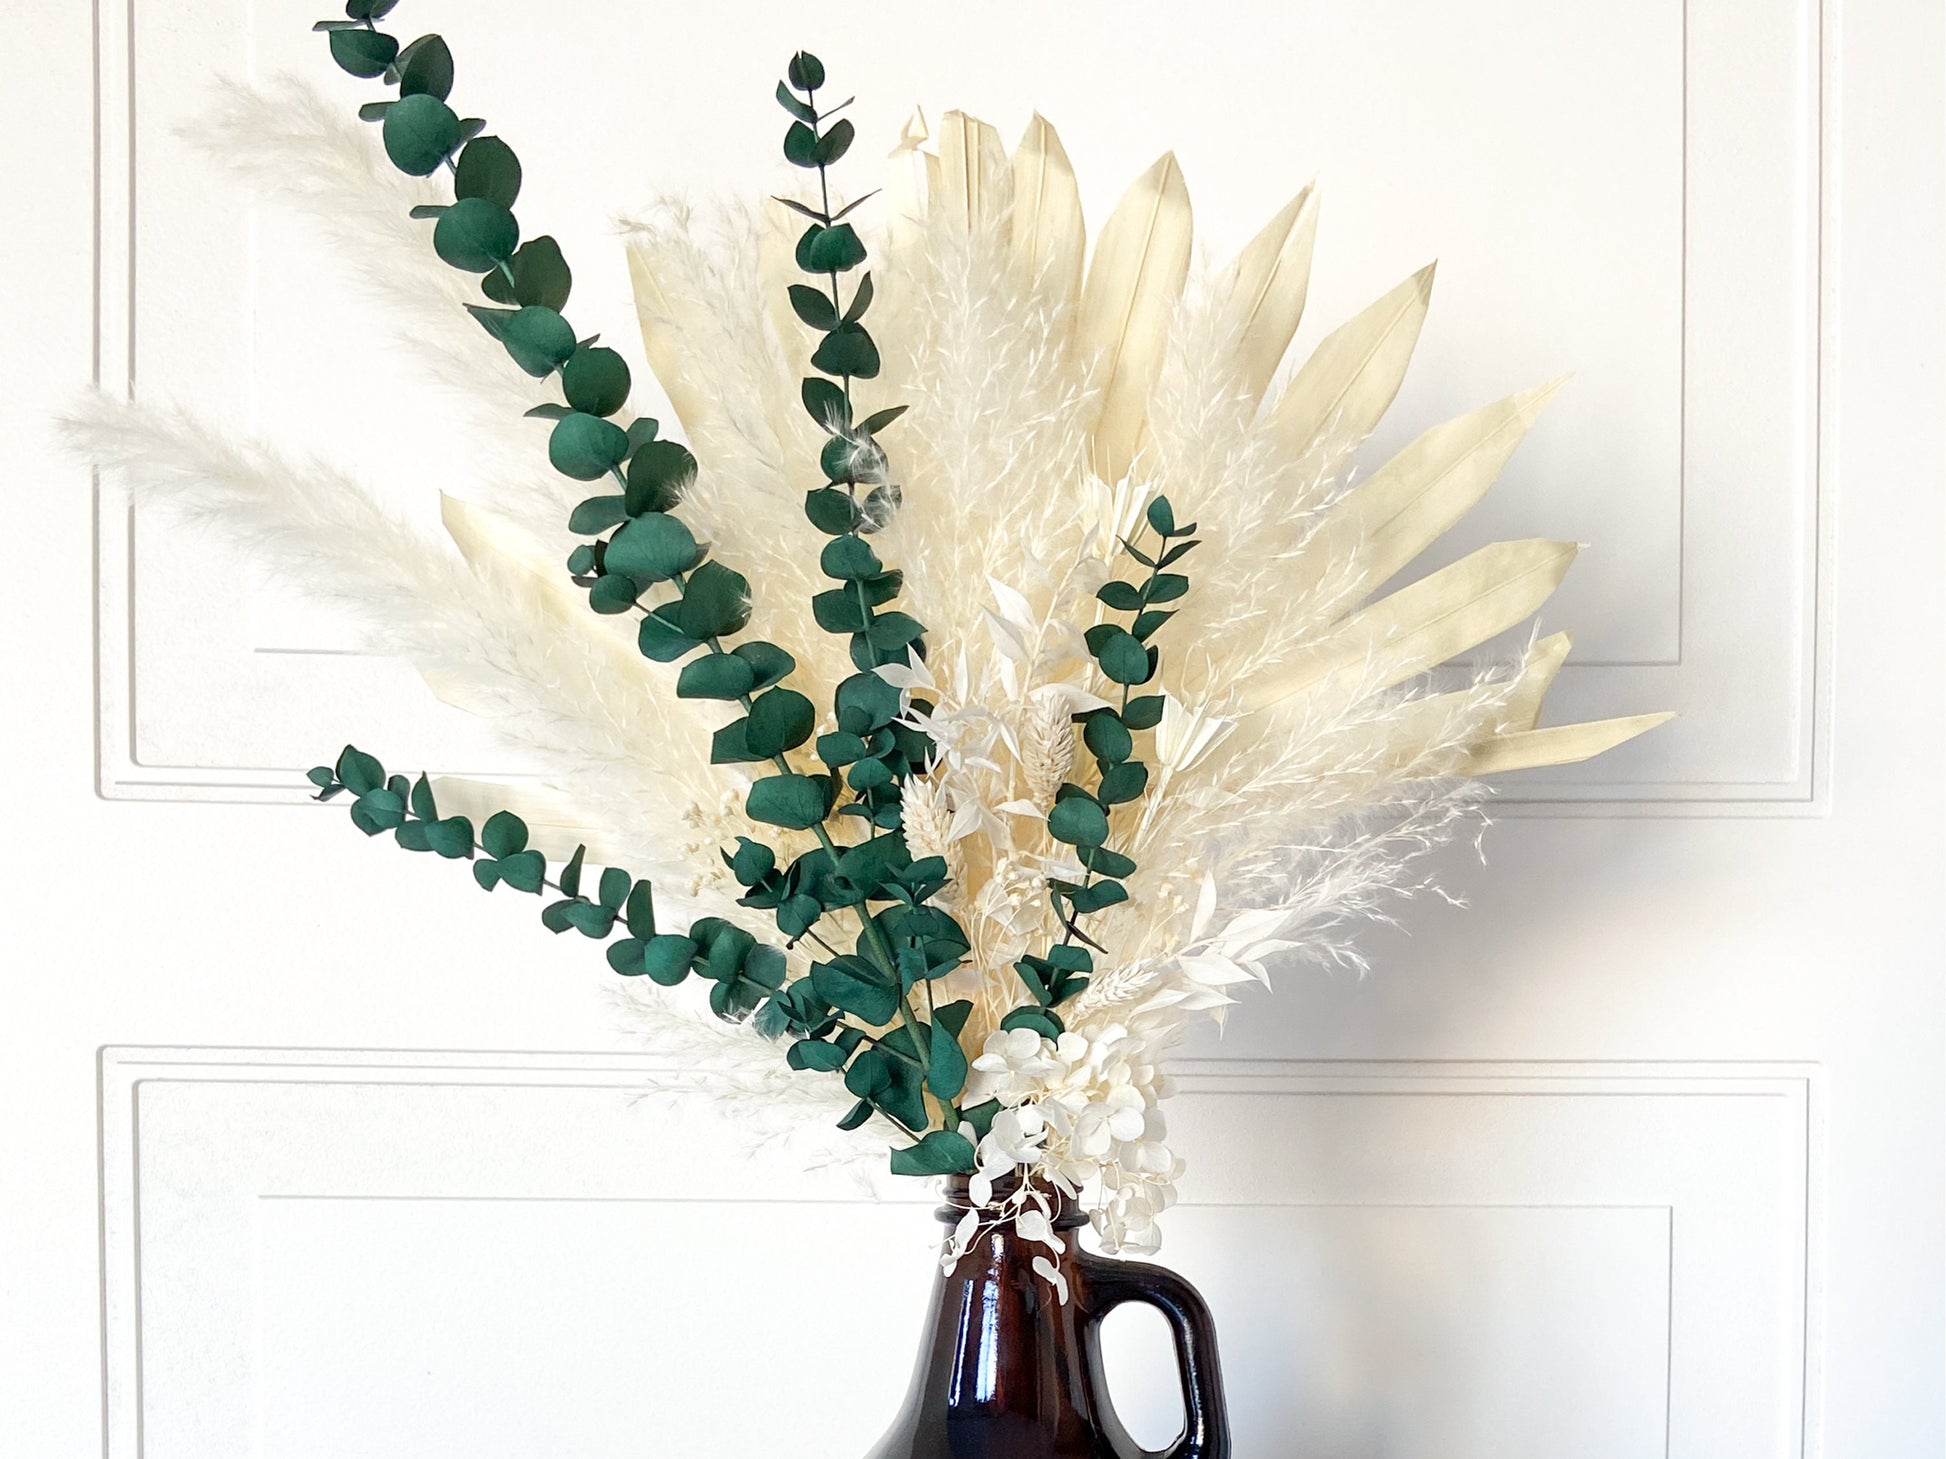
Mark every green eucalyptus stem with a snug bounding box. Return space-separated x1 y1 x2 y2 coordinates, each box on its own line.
315 11 971 1169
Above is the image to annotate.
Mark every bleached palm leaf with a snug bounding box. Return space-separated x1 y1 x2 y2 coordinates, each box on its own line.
1075 152 1193 482
1271 261 1434 458
885 108 943 261
626 242 718 440
1242 538 1580 712
1502 629 1573 729
1218 182 1319 407
1461 712 1675 775
1010 113 1086 306
1311 379 1564 599
937 110 1010 233
1337 628 1571 771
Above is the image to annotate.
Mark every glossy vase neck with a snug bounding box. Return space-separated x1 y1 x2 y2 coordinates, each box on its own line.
865 1178 1230 1459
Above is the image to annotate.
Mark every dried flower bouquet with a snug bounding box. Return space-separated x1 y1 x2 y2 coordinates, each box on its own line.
69 3 1669 1279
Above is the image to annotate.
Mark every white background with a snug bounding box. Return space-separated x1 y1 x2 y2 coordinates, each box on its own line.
3 0 1942 1455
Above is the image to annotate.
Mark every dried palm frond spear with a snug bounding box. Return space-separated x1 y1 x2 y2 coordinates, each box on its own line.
67 8 1669 1269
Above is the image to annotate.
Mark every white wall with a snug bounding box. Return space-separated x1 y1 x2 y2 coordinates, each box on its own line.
4 1 1941 1455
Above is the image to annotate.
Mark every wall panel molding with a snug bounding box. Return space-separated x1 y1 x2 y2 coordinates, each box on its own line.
99 1047 1823 1458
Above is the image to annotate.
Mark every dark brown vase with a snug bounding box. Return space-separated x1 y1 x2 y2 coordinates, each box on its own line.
866 1177 1230 1458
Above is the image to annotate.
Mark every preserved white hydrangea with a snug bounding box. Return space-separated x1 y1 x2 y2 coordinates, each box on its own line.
948 1021 1185 1291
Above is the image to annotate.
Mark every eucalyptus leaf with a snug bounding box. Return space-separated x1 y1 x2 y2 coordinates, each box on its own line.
567 495 627 535
676 652 757 701
865 611 923 653
812 588 868 634
433 197 519 273
395 34 454 100
855 404 907 435
782 121 820 168
498 849 546 893
889 1129 975 1177
561 346 631 418
1001 1006 1064 1040
466 303 574 377
328 27 399 79
788 1038 849 1072
746 773 830 831
788 284 841 330
598 865 630 910
349 788 406 835
480 235 570 311
812 320 874 378
786 50 825 91
382 93 462 176
607 513 702 584
624 879 656 938
453 135 521 208
800 377 850 431
1097 761 1149 805
732 641 796 690
1084 713 1132 765
819 535 882 581
587 574 639 614
483 809 531 861
804 487 860 535
805 223 867 273
709 718 763 764
775 80 817 124
843 271 874 323
642 934 698 985
772 195 829 224
1095 628 1153 685
926 1020 968 1101
335 745 385 796
625 417 660 453
605 938 648 975
811 118 855 166
671 561 752 640
835 672 901 732
548 412 631 481
812 957 897 1026
425 816 474 859
624 440 696 514
745 688 816 757
1079 846 1138 878
409 773 438 820
637 612 701 663
1046 795 1110 848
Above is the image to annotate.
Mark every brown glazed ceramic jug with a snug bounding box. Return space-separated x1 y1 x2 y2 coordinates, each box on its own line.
866 1177 1230 1458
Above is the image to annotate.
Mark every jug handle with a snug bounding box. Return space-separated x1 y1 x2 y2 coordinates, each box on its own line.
1077 1251 1231 1459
